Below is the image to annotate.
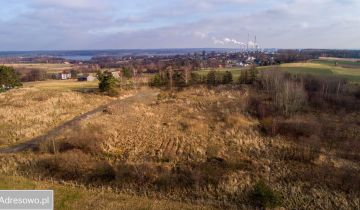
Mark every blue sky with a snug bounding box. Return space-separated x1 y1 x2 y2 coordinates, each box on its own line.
0 0 359 50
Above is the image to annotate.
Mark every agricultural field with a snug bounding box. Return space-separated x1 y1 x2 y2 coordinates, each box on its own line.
3 63 73 73
192 59 360 83
273 60 360 83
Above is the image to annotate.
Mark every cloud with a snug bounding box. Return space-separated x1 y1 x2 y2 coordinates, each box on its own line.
0 0 359 50
31 0 110 10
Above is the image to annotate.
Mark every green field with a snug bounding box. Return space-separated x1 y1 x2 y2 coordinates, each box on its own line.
313 59 360 68
191 60 360 83
274 60 360 83
193 67 244 79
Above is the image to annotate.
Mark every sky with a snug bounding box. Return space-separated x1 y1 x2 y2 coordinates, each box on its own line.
0 0 359 50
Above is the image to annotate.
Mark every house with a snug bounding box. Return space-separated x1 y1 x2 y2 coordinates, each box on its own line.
78 74 96 82
56 72 71 80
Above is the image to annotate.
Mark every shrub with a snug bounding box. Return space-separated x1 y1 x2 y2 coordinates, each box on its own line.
89 161 116 182
250 181 282 208
122 67 132 79
37 150 95 180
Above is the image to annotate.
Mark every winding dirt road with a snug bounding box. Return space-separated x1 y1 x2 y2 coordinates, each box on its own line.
0 88 158 153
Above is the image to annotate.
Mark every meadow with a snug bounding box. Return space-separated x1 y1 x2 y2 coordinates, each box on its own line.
276 61 360 82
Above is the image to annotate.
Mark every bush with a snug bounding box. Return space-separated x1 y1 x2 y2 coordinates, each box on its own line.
250 181 282 208
89 161 116 182
37 150 95 180
122 67 132 79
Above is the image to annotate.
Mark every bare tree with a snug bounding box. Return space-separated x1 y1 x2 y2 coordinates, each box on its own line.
167 66 174 91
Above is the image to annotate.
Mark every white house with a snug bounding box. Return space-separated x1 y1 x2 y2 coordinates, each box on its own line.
56 72 71 80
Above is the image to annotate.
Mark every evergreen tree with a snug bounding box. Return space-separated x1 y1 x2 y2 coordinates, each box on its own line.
0 66 22 91
239 70 249 84
206 70 216 86
249 65 258 83
70 69 78 79
97 71 118 93
222 71 233 84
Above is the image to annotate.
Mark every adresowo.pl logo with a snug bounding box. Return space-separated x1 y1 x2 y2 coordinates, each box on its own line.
0 190 53 210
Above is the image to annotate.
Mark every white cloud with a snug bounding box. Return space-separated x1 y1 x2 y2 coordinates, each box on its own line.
0 0 360 50
31 0 109 10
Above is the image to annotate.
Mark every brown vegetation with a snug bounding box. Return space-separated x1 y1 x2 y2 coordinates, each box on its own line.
1 67 359 209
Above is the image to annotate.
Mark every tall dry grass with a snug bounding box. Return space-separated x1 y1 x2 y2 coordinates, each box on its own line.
0 87 111 146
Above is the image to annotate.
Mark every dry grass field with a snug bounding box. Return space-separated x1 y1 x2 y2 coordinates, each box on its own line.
0 84 358 209
0 80 111 147
0 67 359 209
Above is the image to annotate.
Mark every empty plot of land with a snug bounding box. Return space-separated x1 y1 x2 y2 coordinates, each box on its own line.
0 81 111 147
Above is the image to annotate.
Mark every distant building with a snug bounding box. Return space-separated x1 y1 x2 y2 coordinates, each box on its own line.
55 72 71 80
78 74 96 82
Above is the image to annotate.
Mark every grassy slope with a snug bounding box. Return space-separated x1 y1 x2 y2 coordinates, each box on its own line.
0 175 212 210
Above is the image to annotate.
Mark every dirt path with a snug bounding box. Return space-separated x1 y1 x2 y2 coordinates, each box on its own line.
0 88 159 153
